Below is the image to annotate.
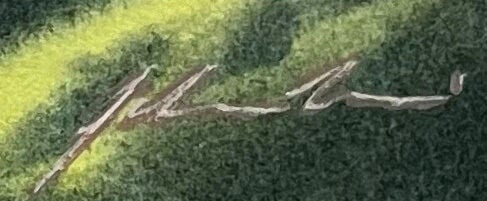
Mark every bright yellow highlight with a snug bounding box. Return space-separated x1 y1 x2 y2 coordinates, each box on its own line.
56 0 258 187
55 0 440 192
0 0 250 138
2 0 256 197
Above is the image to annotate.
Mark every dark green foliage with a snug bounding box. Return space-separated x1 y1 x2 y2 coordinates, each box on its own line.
221 0 373 75
347 1 487 96
3 0 487 200
41 1 487 200
222 0 299 74
199 0 373 104
0 32 169 198
42 1 487 201
45 100 487 200
0 0 115 55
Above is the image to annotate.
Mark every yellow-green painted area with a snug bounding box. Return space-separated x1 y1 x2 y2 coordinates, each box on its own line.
195 0 441 104
2 0 256 198
56 127 123 190
147 0 263 92
50 0 440 192
284 0 439 73
2 127 121 199
54 0 259 186
0 0 253 139
2 0 484 199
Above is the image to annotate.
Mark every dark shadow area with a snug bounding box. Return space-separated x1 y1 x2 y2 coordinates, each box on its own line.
45 99 487 201
0 0 114 55
220 0 372 75
347 1 487 96
0 31 170 198
42 1 487 201
192 0 374 105
221 0 299 74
